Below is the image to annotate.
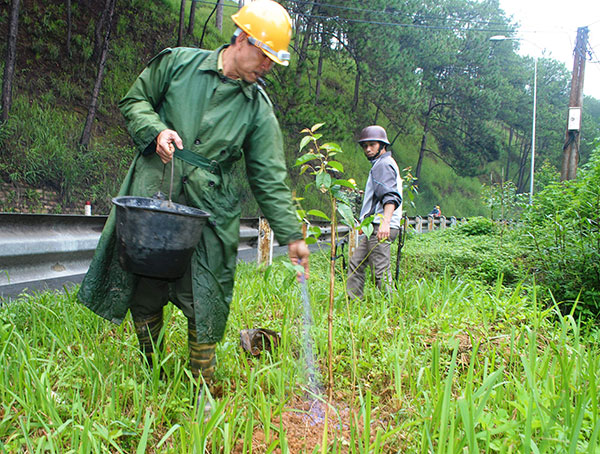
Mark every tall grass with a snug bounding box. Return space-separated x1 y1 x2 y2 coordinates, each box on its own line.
1 250 600 452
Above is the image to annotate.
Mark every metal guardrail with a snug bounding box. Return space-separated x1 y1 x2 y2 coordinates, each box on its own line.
0 213 460 301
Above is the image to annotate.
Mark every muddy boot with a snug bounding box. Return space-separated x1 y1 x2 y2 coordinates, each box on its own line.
133 311 164 372
188 318 216 421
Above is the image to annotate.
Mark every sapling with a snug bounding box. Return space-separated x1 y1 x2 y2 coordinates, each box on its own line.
290 123 372 402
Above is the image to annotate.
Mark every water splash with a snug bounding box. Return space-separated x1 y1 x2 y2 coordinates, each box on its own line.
300 276 322 395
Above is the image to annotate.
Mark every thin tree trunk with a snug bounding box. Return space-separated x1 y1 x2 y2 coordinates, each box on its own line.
504 127 513 181
80 0 116 148
177 0 186 47
215 0 223 32
1 0 21 123
516 139 529 193
314 33 325 104
92 0 110 61
351 67 360 112
415 96 436 183
199 1 218 49
66 0 72 56
187 0 196 35
294 1 320 86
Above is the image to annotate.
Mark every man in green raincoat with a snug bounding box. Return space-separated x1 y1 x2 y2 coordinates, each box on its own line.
78 0 310 391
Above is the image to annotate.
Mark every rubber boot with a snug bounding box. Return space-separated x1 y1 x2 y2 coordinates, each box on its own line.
133 311 164 370
188 318 216 421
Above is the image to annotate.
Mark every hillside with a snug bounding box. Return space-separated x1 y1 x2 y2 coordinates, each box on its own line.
3 0 598 217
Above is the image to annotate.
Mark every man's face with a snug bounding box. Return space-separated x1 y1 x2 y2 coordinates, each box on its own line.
234 35 275 83
361 141 383 160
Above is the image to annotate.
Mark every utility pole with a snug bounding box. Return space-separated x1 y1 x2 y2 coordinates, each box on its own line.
561 26 588 181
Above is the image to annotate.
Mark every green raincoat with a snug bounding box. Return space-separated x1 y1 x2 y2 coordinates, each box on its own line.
77 46 302 343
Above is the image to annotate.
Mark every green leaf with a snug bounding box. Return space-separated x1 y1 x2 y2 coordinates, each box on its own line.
322 142 342 153
333 178 355 189
360 215 374 238
316 172 332 191
311 123 325 132
337 203 355 227
308 225 322 237
295 153 319 166
299 135 312 153
299 164 310 175
313 133 323 141
305 236 317 245
327 161 344 172
307 209 330 221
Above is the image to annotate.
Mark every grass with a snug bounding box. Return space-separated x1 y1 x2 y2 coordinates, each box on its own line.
2 245 600 452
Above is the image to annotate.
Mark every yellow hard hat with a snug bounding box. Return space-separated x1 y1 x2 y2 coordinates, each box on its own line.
231 0 292 66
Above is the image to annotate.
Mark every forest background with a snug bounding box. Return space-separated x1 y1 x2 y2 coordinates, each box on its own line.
2 0 600 218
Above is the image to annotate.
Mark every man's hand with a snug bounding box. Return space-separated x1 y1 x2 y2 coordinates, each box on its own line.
288 239 310 281
377 203 396 241
377 220 391 241
156 129 183 164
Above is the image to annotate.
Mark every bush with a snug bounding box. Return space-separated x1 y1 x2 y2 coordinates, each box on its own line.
454 216 498 236
523 144 600 318
400 221 528 286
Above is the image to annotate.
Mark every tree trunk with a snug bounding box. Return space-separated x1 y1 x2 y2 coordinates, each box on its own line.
66 0 72 56
314 33 325 105
92 0 110 61
177 0 186 47
351 67 360 112
80 0 116 148
187 0 196 35
415 96 436 183
504 127 513 181
294 1 320 86
215 0 223 32
1 0 21 123
516 139 529 193
199 1 218 49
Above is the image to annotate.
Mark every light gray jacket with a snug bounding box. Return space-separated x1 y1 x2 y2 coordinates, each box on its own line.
359 151 403 229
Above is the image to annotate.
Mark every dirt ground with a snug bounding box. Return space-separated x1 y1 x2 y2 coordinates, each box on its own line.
232 395 385 453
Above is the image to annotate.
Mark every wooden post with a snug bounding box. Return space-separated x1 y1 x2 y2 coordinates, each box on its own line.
450 216 457 227
439 215 446 230
561 26 588 181
348 225 358 260
257 217 273 267
427 215 434 232
415 216 422 233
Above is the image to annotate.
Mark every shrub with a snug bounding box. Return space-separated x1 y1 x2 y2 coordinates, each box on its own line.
454 216 498 236
400 222 528 286
523 144 600 318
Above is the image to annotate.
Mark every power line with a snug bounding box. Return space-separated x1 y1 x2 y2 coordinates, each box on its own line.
194 0 578 39
286 0 512 27
289 12 516 34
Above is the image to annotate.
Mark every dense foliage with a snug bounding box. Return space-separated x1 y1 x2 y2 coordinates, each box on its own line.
401 143 600 322
524 144 600 318
1 0 599 216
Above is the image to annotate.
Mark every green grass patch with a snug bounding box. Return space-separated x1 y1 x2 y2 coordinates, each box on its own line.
2 246 600 451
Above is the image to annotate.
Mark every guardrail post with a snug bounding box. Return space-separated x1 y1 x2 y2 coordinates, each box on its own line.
450 216 457 227
439 215 446 230
348 225 358 260
257 217 273 267
415 216 422 233
427 215 434 232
